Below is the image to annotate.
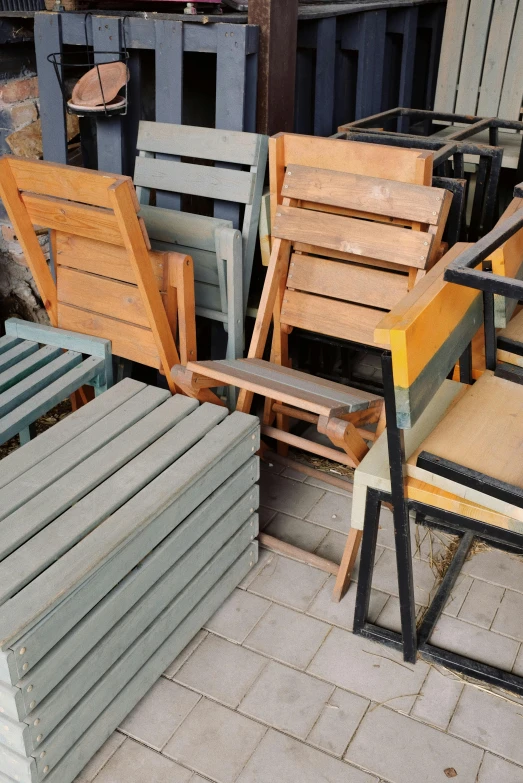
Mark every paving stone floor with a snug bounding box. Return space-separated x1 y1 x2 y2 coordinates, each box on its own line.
75 463 523 783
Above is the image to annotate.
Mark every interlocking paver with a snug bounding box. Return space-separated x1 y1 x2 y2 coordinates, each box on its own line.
371 548 437 606
258 506 277 530
346 706 483 783
375 509 425 552
410 667 463 730
264 513 329 552
307 687 369 758
375 595 424 633
174 634 267 708
94 738 192 783
164 698 266 783
449 685 523 765
307 626 428 709
163 630 208 679
244 603 330 669
236 728 377 783
314 530 348 563
462 548 523 592
238 547 275 589
457 578 504 629
205 588 270 643
304 475 352 496
306 491 352 534
492 589 523 641
307 577 388 631
429 615 519 670
259 472 324 517
239 659 333 738
247 552 328 610
75 733 125 783
442 573 473 617
281 466 307 482
119 679 200 750
478 753 523 782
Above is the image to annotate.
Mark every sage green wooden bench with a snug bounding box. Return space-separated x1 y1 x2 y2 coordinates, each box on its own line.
134 122 268 363
0 378 259 783
0 319 111 449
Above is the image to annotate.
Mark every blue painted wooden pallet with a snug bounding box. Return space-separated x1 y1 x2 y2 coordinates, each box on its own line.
0 319 112 449
0 379 259 783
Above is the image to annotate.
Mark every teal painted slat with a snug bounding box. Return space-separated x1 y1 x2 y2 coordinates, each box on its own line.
4 319 110 359
44 545 257 783
0 335 22 355
12 456 258 675
0 379 145 493
0 341 39 374
0 351 82 419
0 711 30 757
0 356 106 445
0 346 62 394
0 418 259 657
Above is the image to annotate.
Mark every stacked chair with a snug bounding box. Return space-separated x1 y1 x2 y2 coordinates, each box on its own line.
175 133 453 600
352 207 523 694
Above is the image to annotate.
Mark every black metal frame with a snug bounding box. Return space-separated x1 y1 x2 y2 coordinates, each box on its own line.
353 349 523 696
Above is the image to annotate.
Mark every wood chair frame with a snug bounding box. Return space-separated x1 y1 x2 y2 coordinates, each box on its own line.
0 156 219 405
354 234 523 696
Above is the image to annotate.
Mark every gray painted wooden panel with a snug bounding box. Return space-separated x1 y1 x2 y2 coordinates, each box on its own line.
477 0 518 117
13 457 258 675
195 281 223 313
29 514 257 759
137 121 261 166
498 0 523 119
0 357 106 445
0 379 144 492
0 347 62 395
0 711 30 757
454 0 494 116
139 205 231 253
0 342 38 374
434 0 470 112
0 352 82 419
0 336 21 355
4 320 111 361
44 545 256 783
134 157 256 205
0 414 259 652
0 385 166 521
0 397 203 601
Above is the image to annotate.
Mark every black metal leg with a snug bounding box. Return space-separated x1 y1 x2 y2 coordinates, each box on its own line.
353 487 382 633
483 289 496 371
458 341 473 384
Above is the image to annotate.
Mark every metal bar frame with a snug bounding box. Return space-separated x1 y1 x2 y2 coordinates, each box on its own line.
353 349 523 697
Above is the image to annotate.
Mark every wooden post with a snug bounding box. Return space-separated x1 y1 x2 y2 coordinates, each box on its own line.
248 0 299 136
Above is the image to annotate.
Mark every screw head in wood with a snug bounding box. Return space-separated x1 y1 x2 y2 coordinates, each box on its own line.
34 719 40 726
40 752 46 759
22 663 28 671
27 685 33 693
43 766 49 774
19 648 26 655
30 701 36 709
37 734 43 742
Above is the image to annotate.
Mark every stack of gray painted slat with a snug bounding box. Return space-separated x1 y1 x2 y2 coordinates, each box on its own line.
0 378 260 783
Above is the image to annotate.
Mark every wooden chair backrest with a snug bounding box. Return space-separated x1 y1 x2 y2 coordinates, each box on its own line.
0 156 190 394
269 133 434 229
271 164 452 349
435 0 523 119
135 121 268 266
375 244 483 429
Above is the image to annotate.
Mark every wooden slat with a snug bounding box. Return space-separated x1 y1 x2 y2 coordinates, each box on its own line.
8 157 128 210
498 0 523 119
272 206 433 269
0 335 21 355
288 253 409 310
281 289 388 347
0 345 62 394
455 0 494 115
284 165 447 226
0 351 82 419
0 356 105 446
134 157 256 205
477 0 519 116
22 193 123 247
140 204 231 253
57 267 149 329
137 121 261 166
0 341 38 373
434 0 470 112
57 303 160 369
54 232 165 289
0 379 145 492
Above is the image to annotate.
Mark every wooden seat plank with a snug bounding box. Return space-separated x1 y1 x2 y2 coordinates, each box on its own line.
0 379 145 492
0 346 62 394
288 253 409 310
0 335 22 355
22 193 124 247
284 165 448 226
0 357 107 446
0 351 82 419
0 341 38 373
272 205 433 269
137 121 262 166
140 204 231 254
0 385 168 521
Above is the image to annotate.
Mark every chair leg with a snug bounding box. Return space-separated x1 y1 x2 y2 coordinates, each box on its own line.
332 527 362 602
318 416 369 465
353 487 382 631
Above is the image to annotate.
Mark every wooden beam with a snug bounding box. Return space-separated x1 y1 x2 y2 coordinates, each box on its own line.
248 0 299 135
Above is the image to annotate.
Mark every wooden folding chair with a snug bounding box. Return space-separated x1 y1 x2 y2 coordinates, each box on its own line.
173 145 452 600
0 156 219 407
353 235 523 695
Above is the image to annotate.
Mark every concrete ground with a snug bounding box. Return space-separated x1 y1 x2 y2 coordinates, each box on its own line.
75 463 523 783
